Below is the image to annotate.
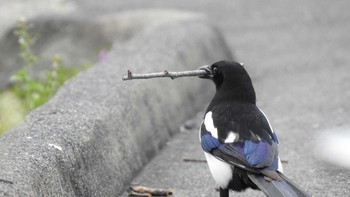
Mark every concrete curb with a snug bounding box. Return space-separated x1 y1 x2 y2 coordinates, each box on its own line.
0 13 232 196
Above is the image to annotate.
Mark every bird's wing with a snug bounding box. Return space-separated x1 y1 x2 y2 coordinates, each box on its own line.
215 140 278 169
200 127 279 172
257 108 279 143
200 108 280 171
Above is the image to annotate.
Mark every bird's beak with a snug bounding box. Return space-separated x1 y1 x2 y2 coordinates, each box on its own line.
197 65 212 79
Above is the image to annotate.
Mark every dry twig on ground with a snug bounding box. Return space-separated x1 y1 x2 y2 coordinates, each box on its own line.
182 158 207 163
129 185 175 196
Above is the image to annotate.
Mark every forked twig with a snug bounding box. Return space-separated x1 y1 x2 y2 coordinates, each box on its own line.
122 69 209 81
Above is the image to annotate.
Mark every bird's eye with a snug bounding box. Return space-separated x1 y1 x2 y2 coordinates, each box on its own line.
212 66 218 75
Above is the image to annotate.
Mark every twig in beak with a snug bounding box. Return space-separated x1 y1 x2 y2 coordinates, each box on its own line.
122 69 210 81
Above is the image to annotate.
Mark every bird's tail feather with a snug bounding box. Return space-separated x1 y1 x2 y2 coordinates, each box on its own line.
247 173 309 197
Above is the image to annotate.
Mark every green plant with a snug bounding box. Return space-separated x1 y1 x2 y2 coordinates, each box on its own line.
10 54 86 111
15 18 38 66
0 19 90 134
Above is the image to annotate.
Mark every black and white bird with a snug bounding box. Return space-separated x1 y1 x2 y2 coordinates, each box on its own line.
198 60 309 197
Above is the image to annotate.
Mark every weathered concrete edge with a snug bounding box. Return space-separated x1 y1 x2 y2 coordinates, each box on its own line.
0 17 232 196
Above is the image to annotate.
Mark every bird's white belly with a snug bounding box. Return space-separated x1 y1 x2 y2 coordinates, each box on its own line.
204 152 233 188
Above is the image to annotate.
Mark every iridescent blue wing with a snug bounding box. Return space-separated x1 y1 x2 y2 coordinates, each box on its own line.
200 108 281 171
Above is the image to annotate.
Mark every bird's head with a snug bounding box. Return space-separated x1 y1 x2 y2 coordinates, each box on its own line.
198 60 256 104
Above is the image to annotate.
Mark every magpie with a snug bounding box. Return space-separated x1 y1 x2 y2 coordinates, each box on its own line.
198 60 309 197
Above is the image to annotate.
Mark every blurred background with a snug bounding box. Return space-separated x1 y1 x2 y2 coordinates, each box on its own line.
0 0 349 195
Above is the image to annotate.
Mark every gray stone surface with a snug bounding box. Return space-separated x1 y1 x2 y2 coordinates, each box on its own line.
0 16 232 196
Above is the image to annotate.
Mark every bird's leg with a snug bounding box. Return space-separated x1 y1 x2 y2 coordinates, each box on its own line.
220 188 229 197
